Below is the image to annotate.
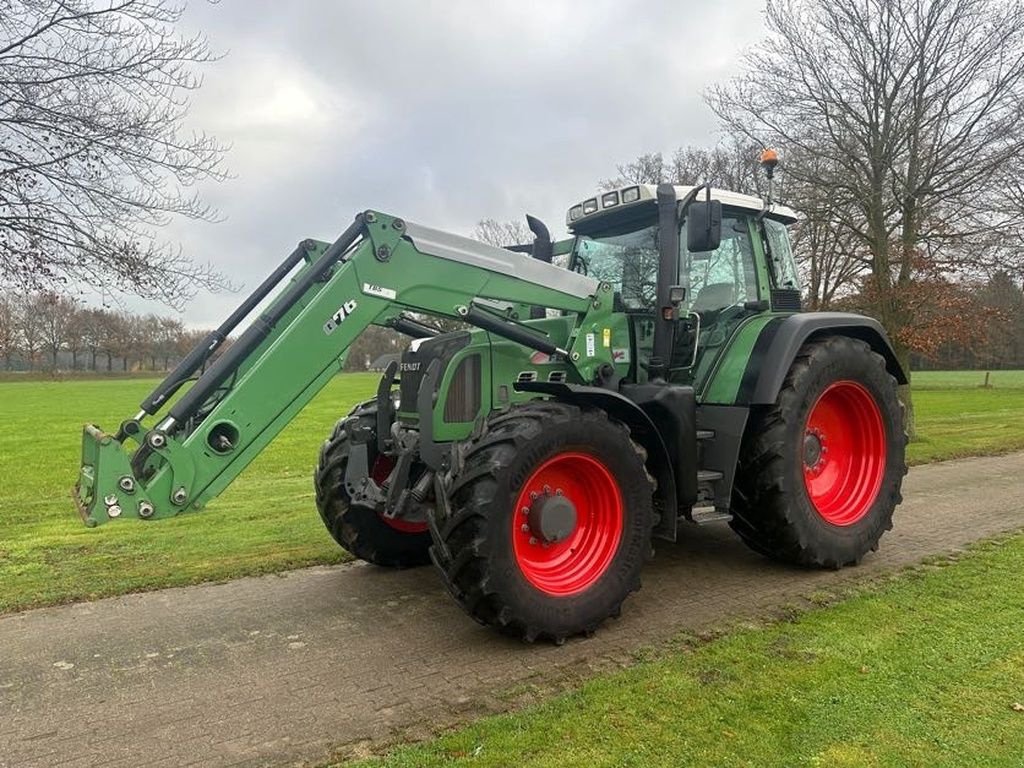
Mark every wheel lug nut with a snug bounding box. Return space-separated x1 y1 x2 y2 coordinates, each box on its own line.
521 523 530 533
521 507 530 515
543 485 551 494
530 491 538 500
555 488 563 496
529 536 538 545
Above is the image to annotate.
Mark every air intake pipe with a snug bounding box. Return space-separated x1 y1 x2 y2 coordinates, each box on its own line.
527 215 553 319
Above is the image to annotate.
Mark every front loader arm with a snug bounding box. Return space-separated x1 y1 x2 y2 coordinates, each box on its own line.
76 211 611 526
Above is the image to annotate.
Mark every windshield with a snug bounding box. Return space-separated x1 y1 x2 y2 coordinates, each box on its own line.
572 224 659 312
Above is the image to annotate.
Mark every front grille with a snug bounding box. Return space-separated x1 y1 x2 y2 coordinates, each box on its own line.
444 354 482 423
398 331 471 411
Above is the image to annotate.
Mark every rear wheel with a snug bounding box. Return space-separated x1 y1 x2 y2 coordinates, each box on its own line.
730 336 907 568
431 402 655 642
314 402 432 568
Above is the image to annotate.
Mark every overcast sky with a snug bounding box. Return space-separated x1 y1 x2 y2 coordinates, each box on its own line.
127 0 768 326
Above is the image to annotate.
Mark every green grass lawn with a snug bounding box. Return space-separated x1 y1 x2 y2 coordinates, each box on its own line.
910 387 1024 464
347 534 1024 768
0 371 1021 614
912 369 1024 390
0 374 379 613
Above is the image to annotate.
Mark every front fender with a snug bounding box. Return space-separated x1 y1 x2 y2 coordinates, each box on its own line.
514 381 681 541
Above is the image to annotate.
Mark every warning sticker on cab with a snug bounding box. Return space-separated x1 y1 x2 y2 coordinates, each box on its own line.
585 332 596 357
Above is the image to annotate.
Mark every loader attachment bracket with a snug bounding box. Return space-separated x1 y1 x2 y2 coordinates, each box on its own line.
75 425 158 526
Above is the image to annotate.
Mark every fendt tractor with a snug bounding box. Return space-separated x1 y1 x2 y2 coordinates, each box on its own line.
76 154 907 642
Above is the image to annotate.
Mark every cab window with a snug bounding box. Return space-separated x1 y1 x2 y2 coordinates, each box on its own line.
763 217 800 290
681 214 758 314
572 224 659 312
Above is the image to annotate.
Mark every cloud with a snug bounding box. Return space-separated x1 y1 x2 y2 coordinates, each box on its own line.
126 0 767 326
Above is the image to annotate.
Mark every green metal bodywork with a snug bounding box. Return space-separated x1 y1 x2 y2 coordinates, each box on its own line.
76 202 802 529
76 212 620 525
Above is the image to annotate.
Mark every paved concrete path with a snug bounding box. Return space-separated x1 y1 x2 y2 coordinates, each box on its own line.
2 453 1023 768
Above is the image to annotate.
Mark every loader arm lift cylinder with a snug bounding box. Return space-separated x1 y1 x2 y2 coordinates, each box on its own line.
75 211 610 526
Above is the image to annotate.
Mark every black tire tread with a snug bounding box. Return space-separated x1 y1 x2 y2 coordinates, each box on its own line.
314 402 432 568
730 335 908 568
431 401 655 643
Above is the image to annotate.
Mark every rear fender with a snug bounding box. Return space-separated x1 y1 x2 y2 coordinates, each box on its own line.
740 313 908 406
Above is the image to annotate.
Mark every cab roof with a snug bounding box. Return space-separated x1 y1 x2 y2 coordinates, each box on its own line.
566 183 799 231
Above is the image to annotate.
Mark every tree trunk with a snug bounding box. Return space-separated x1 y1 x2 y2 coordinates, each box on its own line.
106 354 112 372
894 346 916 442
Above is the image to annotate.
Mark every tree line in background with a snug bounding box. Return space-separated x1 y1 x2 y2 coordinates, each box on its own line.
3 0 1023 386
0 0 228 306
0 292 211 373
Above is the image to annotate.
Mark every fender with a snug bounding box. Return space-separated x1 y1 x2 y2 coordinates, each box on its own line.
514 381 682 542
739 312 908 406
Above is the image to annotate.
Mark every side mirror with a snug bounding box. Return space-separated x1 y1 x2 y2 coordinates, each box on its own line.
687 200 722 253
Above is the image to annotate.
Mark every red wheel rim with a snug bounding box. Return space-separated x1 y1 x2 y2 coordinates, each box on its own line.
512 452 623 597
802 381 887 526
371 455 428 534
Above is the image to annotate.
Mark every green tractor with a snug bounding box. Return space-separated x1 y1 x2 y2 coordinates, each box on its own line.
75 168 907 643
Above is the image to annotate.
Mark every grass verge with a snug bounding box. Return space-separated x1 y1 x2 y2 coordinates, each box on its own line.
0 372 1021 614
345 532 1024 768
0 374 378 613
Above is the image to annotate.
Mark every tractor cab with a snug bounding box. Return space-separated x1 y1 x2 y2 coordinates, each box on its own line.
566 184 800 389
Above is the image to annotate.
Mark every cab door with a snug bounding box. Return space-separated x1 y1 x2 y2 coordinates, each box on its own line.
669 210 764 388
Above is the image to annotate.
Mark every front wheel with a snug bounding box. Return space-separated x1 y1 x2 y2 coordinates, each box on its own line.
314 402 432 568
730 336 907 568
432 402 656 643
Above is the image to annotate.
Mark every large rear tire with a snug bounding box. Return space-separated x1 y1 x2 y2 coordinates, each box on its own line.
431 402 656 643
314 402 432 568
730 336 907 568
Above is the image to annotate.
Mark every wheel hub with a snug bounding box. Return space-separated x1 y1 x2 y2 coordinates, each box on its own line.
527 491 577 544
803 430 824 472
802 381 887 526
511 452 624 596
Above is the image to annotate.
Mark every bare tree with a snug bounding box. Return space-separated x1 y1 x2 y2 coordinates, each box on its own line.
37 291 77 368
79 307 107 371
603 142 765 193
602 152 666 188
472 218 532 248
156 316 184 369
0 294 17 368
707 0 1024 434
15 292 43 368
0 0 229 306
